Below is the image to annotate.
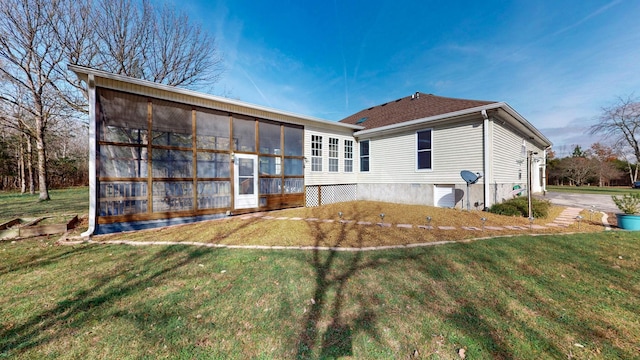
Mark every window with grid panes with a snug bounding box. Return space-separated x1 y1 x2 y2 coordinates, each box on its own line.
311 135 322 171
344 140 353 172
329 137 339 172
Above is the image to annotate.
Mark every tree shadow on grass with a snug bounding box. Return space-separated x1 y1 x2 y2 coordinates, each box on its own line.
0 244 213 357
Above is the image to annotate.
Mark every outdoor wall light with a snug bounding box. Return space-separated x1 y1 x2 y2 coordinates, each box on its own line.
230 152 235 162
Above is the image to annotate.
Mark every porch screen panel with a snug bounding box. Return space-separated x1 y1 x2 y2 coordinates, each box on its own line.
98 181 148 216
98 89 148 144
152 149 193 178
197 153 230 178
259 122 281 154
197 181 231 209
152 100 192 147
152 181 194 212
232 115 255 152
284 126 303 156
197 109 230 150
99 145 148 178
283 124 304 194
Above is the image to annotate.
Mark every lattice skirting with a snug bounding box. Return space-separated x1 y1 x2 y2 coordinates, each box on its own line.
305 184 357 207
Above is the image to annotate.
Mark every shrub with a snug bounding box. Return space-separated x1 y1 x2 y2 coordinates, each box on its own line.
488 197 551 218
612 193 640 214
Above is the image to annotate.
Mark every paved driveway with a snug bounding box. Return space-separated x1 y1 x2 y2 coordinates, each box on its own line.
538 192 618 213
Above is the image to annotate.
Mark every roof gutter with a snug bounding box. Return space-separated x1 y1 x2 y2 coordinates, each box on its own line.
67 64 364 131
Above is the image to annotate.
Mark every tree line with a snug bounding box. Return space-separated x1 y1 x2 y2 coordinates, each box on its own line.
548 95 640 187
0 0 223 199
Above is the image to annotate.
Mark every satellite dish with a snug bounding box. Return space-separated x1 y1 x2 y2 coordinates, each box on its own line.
461 170 480 185
460 170 483 210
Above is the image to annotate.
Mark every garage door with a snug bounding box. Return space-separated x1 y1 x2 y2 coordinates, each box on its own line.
434 185 455 208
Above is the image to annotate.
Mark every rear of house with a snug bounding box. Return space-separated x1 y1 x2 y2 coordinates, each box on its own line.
71 66 551 235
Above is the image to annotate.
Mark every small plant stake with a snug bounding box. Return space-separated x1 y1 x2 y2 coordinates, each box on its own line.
426 216 432 230
576 215 583 230
338 211 343 219
480 217 487 231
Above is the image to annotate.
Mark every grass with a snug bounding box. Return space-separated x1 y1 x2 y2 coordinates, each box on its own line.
1 232 639 359
547 185 638 195
0 187 88 223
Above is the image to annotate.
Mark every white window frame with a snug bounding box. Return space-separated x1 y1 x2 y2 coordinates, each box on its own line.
311 135 322 172
416 129 433 171
344 139 353 172
328 137 339 172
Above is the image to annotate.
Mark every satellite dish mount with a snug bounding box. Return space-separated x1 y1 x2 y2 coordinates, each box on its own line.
460 170 482 210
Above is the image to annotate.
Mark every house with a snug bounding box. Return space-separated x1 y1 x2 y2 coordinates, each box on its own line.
69 65 552 235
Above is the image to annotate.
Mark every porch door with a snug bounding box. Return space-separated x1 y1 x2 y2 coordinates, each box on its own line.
234 154 258 209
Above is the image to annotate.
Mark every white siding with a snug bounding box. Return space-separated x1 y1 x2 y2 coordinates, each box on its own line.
305 126 359 185
492 122 524 183
356 120 484 184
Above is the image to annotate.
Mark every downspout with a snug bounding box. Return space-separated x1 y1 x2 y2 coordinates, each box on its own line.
81 74 97 237
542 145 551 194
482 109 490 210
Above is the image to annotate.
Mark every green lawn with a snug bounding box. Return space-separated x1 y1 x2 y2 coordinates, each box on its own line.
1 232 638 359
0 187 88 223
547 185 638 195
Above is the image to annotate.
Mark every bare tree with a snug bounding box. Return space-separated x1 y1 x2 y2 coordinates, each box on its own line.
0 0 223 198
0 0 77 200
590 95 640 182
58 0 223 102
556 156 598 186
590 142 624 186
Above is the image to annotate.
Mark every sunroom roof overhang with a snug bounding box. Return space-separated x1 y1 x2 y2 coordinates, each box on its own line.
68 64 364 131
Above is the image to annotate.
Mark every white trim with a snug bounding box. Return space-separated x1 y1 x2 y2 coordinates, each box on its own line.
233 154 258 209
81 74 97 237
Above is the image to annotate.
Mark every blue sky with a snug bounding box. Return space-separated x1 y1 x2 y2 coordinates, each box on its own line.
179 0 640 157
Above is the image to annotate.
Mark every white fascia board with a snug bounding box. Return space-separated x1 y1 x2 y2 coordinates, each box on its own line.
68 64 364 131
497 103 553 147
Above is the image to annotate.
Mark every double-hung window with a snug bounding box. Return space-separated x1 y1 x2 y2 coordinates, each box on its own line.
311 135 322 171
328 138 339 172
417 129 432 170
360 140 369 172
344 140 353 172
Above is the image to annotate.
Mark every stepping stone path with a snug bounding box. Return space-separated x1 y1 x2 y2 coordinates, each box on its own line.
236 206 592 233
546 207 582 228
